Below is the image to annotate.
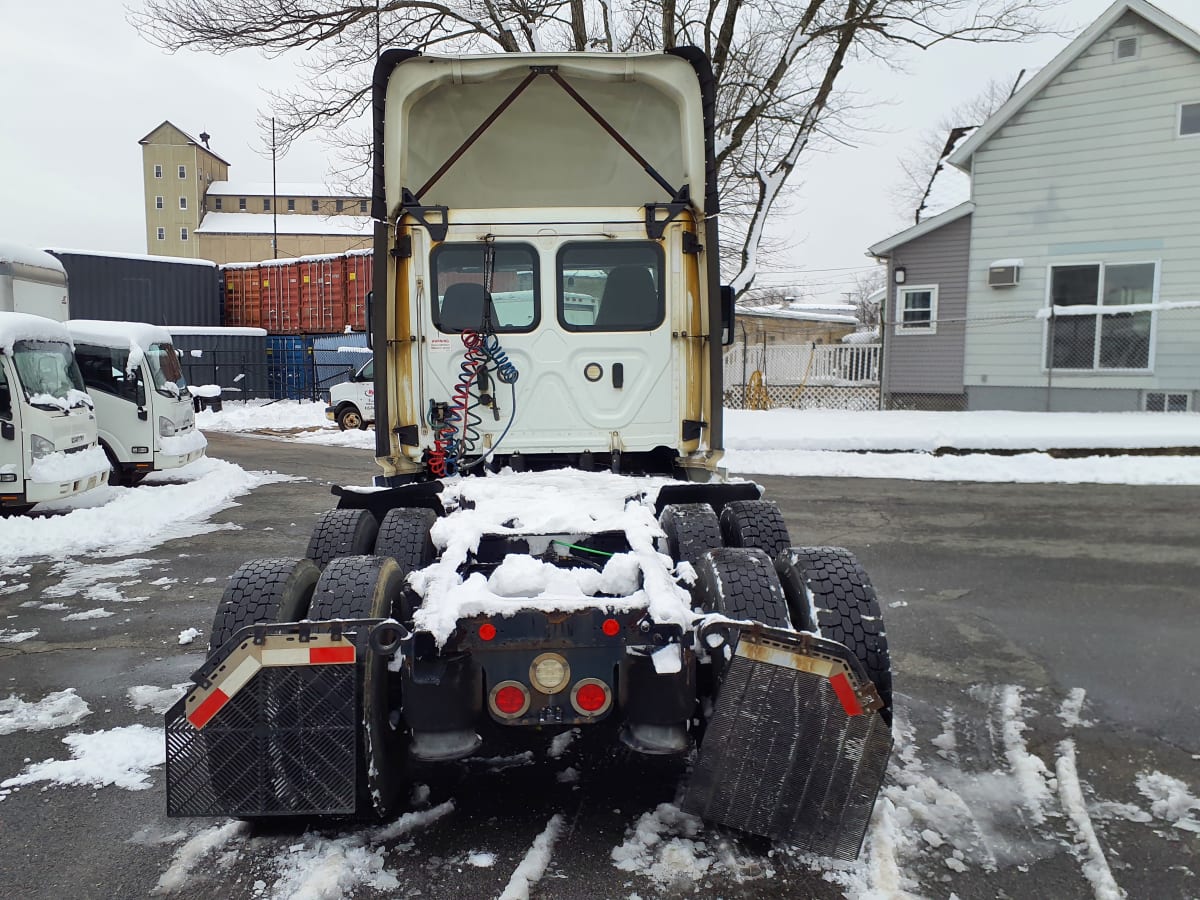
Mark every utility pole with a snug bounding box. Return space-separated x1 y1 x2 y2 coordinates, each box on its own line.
271 117 279 259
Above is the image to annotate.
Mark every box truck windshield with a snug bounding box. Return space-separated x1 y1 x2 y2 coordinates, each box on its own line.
12 339 89 408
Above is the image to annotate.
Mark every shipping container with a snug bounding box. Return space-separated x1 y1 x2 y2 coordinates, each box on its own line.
344 250 373 331
260 261 303 334
266 334 316 400
221 265 262 328
169 326 270 400
297 256 346 333
48 249 221 326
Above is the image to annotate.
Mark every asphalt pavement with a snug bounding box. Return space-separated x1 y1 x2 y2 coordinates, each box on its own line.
0 432 1195 899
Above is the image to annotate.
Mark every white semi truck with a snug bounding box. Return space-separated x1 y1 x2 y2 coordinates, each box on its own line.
167 49 892 861
66 320 206 486
0 244 108 514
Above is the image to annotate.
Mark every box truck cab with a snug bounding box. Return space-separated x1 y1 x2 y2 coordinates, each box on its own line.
66 320 206 486
326 357 375 430
0 312 108 514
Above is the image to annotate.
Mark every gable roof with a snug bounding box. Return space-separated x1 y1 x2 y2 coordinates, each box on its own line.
867 202 974 257
948 0 1200 170
138 120 231 166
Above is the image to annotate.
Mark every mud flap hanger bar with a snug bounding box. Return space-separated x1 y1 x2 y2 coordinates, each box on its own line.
401 65 689 242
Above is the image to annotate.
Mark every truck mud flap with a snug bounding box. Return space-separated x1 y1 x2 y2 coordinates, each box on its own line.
165 625 379 818
683 627 891 860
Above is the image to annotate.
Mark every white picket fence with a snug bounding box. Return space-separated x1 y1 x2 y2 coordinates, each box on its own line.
723 342 881 410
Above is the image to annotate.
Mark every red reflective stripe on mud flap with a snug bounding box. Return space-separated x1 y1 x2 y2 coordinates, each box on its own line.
309 645 355 665
829 672 863 717
188 688 230 729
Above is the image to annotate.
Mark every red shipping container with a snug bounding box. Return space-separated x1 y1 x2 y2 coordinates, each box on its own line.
344 251 373 331
260 261 303 334
298 255 347 334
222 265 262 328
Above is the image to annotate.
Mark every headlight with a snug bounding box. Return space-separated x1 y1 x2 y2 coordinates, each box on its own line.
159 416 178 437
30 434 55 459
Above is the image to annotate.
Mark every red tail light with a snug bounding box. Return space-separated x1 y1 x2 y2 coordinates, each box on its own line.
479 623 497 641
570 678 612 716
489 681 530 719
601 618 620 637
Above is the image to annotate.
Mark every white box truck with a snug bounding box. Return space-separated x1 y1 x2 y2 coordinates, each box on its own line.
326 356 375 430
66 320 206 486
1 243 108 513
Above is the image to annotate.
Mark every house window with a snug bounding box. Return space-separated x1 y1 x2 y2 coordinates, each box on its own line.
1144 391 1190 412
895 286 938 334
1180 102 1200 137
178 165 186 179
153 164 162 179
287 198 295 212
1046 262 1156 370
155 196 163 209
1113 36 1139 60
238 197 247 211
180 227 189 241
179 196 187 210
214 197 222 211
156 227 165 241
311 199 319 212
336 199 344 212
359 199 368 213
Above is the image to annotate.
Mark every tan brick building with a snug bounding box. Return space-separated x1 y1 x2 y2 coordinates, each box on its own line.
735 302 860 345
139 121 370 265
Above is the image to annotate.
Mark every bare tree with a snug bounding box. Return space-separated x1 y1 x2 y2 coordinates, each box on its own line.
844 267 885 326
132 0 1057 296
893 73 1025 222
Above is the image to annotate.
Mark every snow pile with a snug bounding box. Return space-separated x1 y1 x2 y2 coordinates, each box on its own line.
196 399 330 433
127 684 189 715
499 814 564 900
547 729 578 759
1 723 165 791
178 627 201 646
154 821 248 895
999 686 1054 825
0 689 91 734
1136 771 1200 832
190 384 221 399
25 389 93 411
159 430 208 457
0 312 74 355
467 851 496 867
611 803 715 886
28 444 108 484
0 628 39 643
408 470 692 646
0 456 296 561
62 607 114 621
1056 740 1125 899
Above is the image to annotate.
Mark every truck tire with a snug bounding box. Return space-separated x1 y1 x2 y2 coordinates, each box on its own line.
306 508 380 569
374 507 437 623
719 499 790 561
337 405 365 431
208 557 320 656
775 547 892 725
694 547 791 628
659 503 723 569
309 555 407 818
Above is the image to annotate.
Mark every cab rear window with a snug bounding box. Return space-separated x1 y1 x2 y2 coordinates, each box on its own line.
431 243 539 333
557 242 664 331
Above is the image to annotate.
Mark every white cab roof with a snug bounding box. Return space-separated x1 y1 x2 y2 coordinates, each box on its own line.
66 319 175 353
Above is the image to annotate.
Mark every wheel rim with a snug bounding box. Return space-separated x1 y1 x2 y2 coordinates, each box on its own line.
343 411 361 429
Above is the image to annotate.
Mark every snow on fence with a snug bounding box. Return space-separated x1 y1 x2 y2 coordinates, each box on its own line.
724 342 881 411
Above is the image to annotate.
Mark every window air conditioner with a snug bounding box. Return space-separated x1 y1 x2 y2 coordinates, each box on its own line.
988 260 1021 287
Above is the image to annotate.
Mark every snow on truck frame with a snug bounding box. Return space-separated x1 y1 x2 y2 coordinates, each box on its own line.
0 245 108 514
65 320 206 486
166 49 893 859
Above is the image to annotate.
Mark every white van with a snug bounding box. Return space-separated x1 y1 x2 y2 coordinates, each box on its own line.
66 320 206 486
326 357 375 430
0 312 108 514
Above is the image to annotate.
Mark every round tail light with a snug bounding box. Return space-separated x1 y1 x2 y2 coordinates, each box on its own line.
570 678 612 717
490 681 531 719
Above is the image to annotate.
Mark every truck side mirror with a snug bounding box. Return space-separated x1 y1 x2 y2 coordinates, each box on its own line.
1 421 13 441
365 291 374 350
720 285 735 346
136 377 148 419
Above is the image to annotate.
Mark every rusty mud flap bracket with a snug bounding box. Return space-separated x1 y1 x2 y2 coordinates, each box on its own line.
164 619 405 818
683 624 892 860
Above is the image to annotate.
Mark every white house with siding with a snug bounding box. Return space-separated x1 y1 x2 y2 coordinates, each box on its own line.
871 0 1200 412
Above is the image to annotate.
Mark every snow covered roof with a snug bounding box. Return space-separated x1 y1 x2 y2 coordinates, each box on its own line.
841 328 880 344
138 120 231 166
917 127 975 222
0 311 73 355
868 202 974 257
948 0 1200 170
66 319 174 353
0 242 67 276
207 181 366 198
736 302 859 325
47 248 217 269
196 213 374 237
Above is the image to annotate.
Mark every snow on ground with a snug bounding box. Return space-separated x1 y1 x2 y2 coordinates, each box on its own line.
0 723 164 791
197 400 376 449
499 814 564 900
127 684 190 715
1058 688 1093 729
0 628 39 643
154 821 248 895
0 689 91 734
0 457 298 562
1056 740 1125 900
177 627 201 645
1136 772 1200 832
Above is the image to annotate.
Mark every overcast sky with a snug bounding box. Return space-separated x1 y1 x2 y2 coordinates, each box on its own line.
1 0 1194 303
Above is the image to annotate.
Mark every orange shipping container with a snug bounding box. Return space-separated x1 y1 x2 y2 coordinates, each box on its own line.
298 256 347 334
344 251 373 331
260 261 303 334
223 266 262 328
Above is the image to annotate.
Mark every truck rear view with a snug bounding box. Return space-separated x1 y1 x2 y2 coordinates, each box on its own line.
166 49 892 860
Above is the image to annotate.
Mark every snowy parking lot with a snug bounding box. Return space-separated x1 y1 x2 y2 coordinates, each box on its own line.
0 422 1197 899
